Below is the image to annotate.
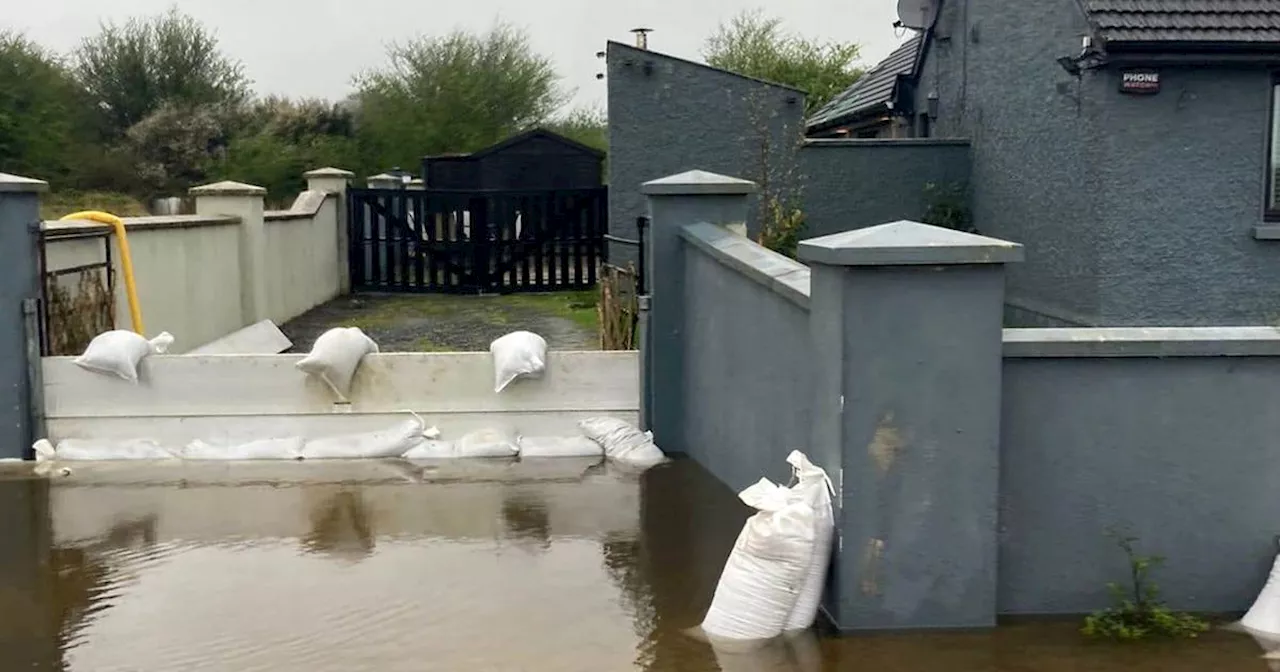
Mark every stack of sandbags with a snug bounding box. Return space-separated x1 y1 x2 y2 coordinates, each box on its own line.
700 452 836 641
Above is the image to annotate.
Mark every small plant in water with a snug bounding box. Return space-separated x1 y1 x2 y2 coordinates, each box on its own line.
1081 532 1211 641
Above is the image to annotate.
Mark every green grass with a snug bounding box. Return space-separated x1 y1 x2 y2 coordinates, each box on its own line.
341 290 600 335
40 191 151 221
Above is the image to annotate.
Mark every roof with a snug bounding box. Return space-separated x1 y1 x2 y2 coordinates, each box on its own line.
606 40 809 95
806 34 923 131
1083 0 1280 46
424 128 605 162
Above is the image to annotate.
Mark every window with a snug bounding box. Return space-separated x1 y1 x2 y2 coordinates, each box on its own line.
1269 75 1280 218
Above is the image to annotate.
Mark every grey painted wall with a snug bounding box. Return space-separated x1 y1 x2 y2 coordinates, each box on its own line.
0 179 42 458
1001 341 1280 615
798 139 971 238
606 41 806 266
915 0 1280 326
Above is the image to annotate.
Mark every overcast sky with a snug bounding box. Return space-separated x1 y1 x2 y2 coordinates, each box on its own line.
6 0 910 113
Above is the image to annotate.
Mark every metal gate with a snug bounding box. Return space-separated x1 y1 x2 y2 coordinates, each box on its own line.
347 187 607 294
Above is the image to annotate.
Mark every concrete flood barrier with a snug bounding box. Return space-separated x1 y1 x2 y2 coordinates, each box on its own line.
41 350 639 451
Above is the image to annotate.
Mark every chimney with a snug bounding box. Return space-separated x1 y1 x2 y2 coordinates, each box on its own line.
631 28 652 49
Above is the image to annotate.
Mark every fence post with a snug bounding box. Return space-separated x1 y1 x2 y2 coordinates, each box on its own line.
191 181 268 328
0 173 46 457
305 167 355 295
641 170 757 453
798 220 1023 631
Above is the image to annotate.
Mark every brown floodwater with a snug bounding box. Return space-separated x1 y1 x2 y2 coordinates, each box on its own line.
0 457 1273 672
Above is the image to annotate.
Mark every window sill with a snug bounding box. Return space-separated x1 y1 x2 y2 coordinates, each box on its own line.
1254 224 1280 240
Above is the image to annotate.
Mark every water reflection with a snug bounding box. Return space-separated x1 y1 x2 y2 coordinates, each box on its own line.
0 459 1271 671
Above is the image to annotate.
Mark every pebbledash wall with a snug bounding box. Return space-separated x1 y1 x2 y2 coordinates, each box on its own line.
643 168 1280 632
35 168 354 354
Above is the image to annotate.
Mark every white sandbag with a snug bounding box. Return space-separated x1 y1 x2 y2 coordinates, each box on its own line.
490 330 547 392
295 327 379 400
517 435 604 458
579 417 665 465
1243 545 1280 637
456 428 520 457
701 478 816 641
73 330 174 383
35 437 176 461
300 413 435 460
401 439 461 459
783 450 837 632
180 437 305 461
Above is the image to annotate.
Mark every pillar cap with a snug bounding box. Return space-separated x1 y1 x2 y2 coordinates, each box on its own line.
303 167 355 179
0 173 49 193
189 180 267 197
641 170 757 196
798 220 1024 267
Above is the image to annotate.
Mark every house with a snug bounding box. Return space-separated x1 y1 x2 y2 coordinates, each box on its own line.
421 128 605 191
814 1 1280 327
807 34 926 139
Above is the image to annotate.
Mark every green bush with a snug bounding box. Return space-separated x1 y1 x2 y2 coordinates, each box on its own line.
1081 532 1211 641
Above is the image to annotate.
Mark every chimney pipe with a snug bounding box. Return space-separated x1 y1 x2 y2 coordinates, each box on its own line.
631 28 652 49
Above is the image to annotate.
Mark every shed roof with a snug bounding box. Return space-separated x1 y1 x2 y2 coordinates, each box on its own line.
424 128 605 162
1084 0 1280 46
806 33 923 131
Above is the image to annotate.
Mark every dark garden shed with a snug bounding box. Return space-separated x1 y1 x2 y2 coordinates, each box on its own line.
421 128 605 191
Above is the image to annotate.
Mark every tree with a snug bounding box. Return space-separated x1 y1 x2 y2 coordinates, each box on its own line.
0 32 91 180
703 10 863 114
545 105 607 152
74 7 250 137
354 21 566 168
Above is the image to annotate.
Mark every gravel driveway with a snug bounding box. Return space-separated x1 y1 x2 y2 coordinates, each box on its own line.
281 291 600 353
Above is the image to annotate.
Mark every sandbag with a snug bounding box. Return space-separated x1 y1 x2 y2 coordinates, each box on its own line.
300 413 436 460
34 437 176 461
1243 545 1280 637
402 429 519 459
490 330 547 392
401 439 461 459
783 450 837 632
180 437 305 461
701 478 815 641
73 330 174 383
295 327 379 400
579 417 664 465
517 435 603 458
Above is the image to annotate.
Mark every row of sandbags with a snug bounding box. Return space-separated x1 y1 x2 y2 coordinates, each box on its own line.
34 413 664 465
699 451 835 641
71 325 548 398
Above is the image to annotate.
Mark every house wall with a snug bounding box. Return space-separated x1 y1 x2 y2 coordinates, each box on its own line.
915 0 1280 326
605 41 806 266
799 139 971 238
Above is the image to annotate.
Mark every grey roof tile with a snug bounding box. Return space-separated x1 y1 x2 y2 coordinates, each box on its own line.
807 33 923 130
1084 0 1280 44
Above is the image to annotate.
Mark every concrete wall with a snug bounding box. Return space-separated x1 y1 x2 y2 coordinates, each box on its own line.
798 139 972 238
606 41 806 265
645 167 1280 633
914 0 1280 326
38 168 353 353
0 174 46 457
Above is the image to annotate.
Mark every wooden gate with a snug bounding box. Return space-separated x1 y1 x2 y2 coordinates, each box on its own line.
347 187 606 294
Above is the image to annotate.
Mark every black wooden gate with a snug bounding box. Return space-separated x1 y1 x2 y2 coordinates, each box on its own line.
347 187 606 294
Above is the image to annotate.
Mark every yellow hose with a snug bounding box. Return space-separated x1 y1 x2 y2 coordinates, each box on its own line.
58 211 144 335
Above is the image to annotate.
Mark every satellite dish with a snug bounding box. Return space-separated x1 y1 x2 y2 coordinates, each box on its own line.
895 0 938 30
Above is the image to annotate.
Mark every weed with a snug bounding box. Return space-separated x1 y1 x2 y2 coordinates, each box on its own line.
1081 531 1211 641
921 182 975 234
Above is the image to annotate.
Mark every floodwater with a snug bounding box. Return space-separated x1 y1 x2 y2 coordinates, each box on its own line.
0 457 1273 672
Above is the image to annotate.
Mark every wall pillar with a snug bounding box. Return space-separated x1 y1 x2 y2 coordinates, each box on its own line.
641 170 756 455
0 173 45 458
366 173 401 190
305 167 354 294
798 220 1022 631
191 181 267 327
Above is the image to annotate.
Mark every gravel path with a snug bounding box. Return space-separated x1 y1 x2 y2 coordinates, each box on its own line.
281 291 600 353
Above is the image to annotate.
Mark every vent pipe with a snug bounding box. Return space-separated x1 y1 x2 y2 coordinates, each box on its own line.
631 28 652 49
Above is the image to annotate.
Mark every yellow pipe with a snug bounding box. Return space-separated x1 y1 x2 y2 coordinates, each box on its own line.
58 211 145 335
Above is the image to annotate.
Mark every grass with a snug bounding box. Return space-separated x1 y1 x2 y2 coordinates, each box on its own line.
341 290 600 335
40 191 150 221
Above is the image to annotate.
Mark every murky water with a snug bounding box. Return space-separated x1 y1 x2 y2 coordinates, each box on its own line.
0 457 1273 671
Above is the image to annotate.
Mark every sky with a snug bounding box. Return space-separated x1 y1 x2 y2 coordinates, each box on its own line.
5 0 912 114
